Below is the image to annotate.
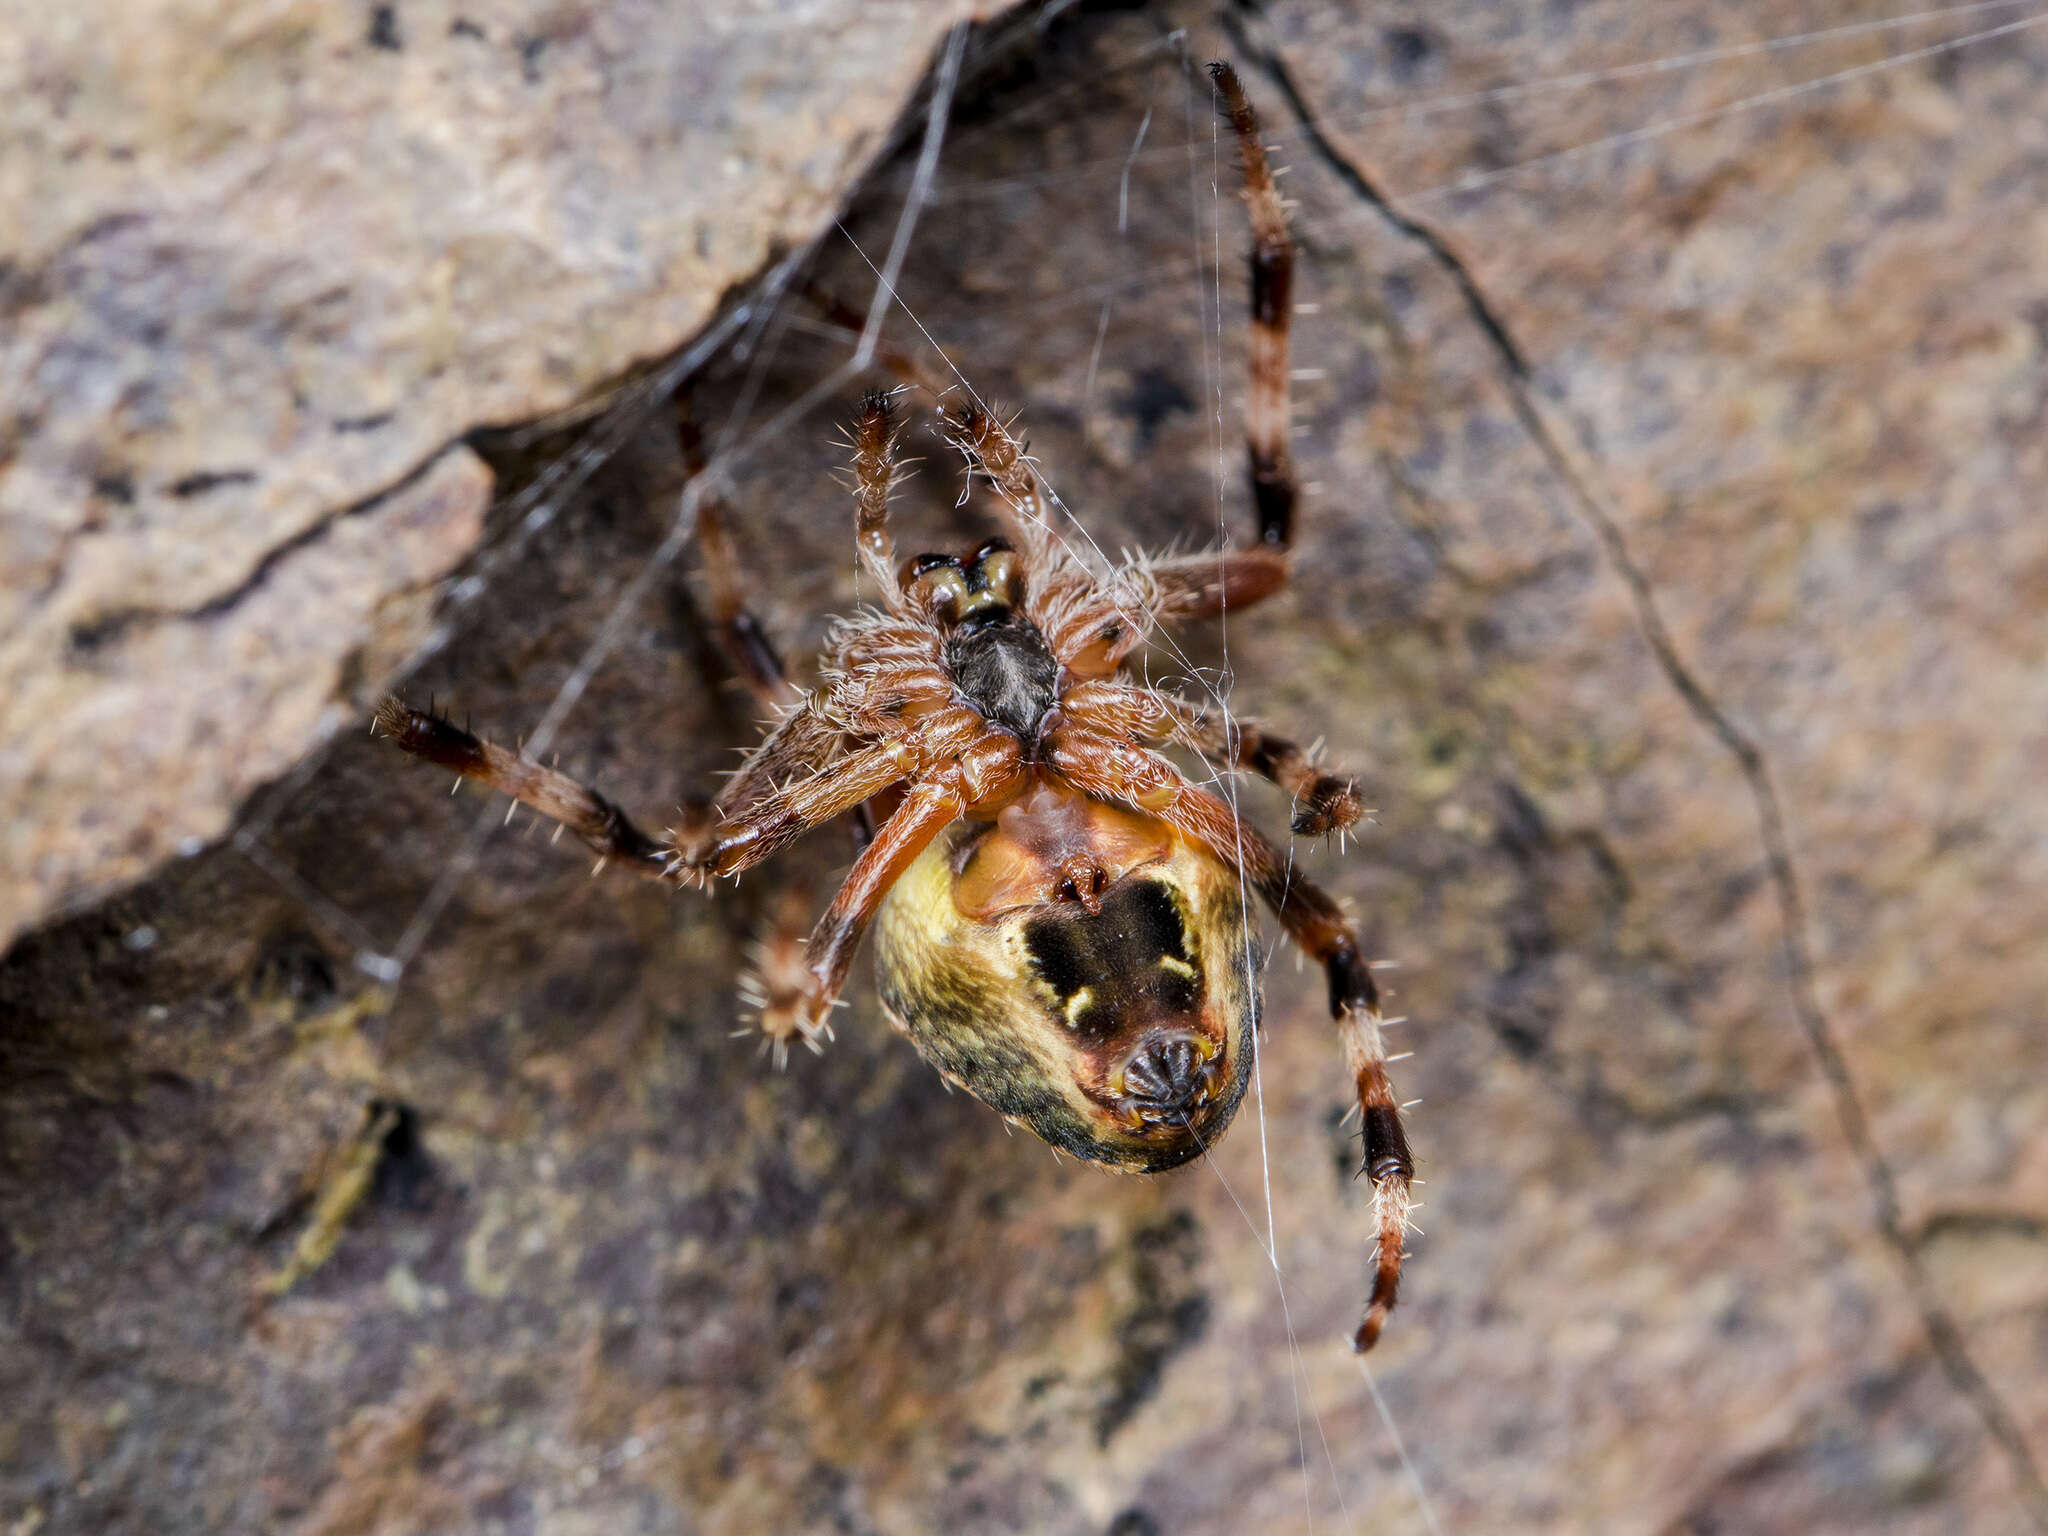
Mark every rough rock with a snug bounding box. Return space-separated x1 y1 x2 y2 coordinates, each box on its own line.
0 0 998 947
3 3 2046 1533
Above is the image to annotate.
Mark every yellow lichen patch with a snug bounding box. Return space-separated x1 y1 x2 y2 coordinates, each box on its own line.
259 1102 400 1298
289 986 394 1087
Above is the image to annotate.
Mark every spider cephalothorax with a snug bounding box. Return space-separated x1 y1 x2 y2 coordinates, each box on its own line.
376 64 1417 1352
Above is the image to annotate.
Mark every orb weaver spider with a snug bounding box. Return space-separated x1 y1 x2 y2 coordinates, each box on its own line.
377 63 1415 1352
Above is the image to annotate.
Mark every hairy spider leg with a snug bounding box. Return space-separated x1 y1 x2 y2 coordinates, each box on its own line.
1156 692 1366 839
1213 60 1296 550
687 704 929 1061
1044 724 1414 1353
676 405 801 712
373 700 672 877
373 691 850 883
935 399 1061 572
1056 677 1367 840
1125 62 1302 627
679 391 897 868
793 730 1026 1038
847 389 914 607
802 283 1069 572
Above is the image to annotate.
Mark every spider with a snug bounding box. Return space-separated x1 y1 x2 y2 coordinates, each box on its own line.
375 64 1416 1353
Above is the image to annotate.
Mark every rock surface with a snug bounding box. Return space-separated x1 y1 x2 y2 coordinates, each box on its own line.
0 0 994 948
4 3 2047 1534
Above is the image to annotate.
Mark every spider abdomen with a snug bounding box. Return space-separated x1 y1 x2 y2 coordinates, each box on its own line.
873 789 1261 1174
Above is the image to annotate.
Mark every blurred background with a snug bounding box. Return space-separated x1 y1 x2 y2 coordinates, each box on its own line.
4 2 2046 1531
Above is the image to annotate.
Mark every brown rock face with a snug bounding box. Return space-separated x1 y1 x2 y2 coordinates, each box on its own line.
0 0 993 947
4 4 2047 1534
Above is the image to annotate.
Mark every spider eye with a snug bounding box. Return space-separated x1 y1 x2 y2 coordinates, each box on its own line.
973 547 1024 608
904 556 972 619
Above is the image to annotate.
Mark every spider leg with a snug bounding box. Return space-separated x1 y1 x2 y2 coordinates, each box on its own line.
808 282 1082 622
787 734 1023 1037
711 699 848 824
373 700 672 878
1046 726 1413 1352
1135 545 1292 625
1057 679 1365 837
1253 856 1414 1354
846 389 913 608
682 395 900 852
1084 65 1300 635
801 285 1065 577
676 704 995 882
1161 690 1366 837
374 685 857 883
676 405 801 713
735 884 826 1067
674 737 914 882
1212 61 1298 550
936 399 1060 570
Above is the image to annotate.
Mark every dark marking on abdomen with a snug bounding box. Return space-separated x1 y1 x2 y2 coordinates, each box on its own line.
1024 878 1201 1044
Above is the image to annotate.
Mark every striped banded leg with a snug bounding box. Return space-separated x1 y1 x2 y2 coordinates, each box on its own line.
1045 728 1415 1352
1272 882 1415 1353
372 700 673 880
1156 693 1367 838
1211 61 1298 550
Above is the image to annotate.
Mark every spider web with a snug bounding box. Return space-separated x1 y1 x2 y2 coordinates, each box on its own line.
219 4 2048 1530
